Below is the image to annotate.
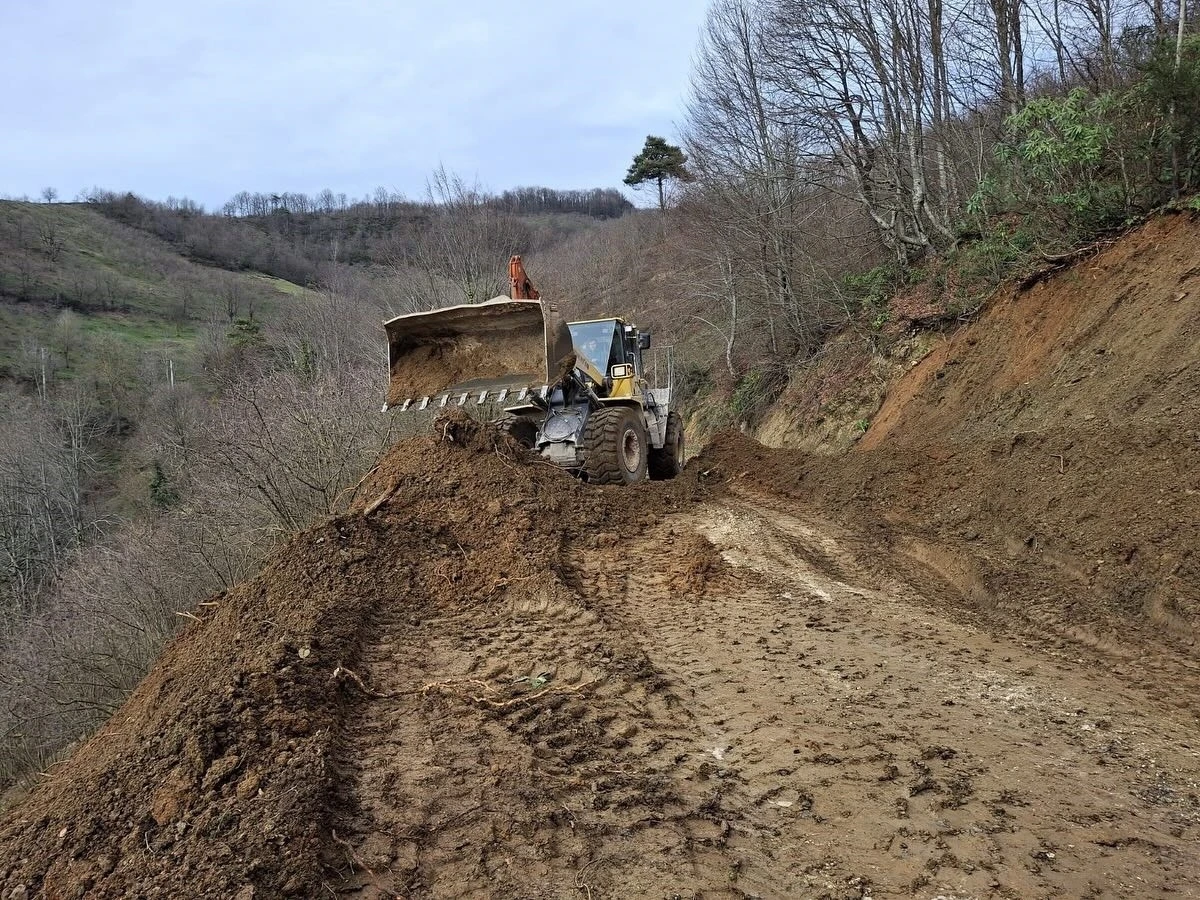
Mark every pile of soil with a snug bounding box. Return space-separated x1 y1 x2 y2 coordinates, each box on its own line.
0 411 713 898
385 337 544 406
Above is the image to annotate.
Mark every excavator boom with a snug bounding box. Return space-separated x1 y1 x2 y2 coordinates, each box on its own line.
509 255 540 300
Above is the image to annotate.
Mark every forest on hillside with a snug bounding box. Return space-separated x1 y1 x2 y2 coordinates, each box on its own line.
670 0 1199 404
1 0 1198 792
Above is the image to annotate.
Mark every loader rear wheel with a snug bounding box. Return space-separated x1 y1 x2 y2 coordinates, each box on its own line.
493 412 540 449
648 410 685 481
581 406 649 485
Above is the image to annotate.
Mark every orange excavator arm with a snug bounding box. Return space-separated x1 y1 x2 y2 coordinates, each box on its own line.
509 255 540 300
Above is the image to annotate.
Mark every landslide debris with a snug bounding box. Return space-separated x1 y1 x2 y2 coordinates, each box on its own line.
3 211 1197 898
0 411 710 899
696 211 1200 658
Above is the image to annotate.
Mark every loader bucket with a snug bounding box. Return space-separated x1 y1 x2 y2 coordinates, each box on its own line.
383 297 575 408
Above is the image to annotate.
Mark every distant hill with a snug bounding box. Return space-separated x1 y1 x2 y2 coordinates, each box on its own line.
0 201 318 384
82 186 631 286
0 186 634 386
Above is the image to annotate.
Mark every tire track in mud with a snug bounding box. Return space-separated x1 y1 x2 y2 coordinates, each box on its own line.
738 485 1200 721
603 497 1200 900
324 561 761 898
322 483 1199 899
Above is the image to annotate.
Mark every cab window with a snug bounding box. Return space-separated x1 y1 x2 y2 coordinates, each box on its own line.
568 321 620 374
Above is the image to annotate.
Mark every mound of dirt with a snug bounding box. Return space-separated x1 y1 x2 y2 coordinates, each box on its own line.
0 411 714 898
385 337 545 406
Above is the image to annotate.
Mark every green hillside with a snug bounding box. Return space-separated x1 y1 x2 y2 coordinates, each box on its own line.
0 201 318 381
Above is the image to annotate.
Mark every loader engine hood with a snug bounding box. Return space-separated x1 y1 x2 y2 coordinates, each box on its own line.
384 297 575 407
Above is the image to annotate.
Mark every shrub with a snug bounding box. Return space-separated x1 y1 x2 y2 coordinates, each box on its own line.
730 367 787 422
673 362 713 406
981 89 1131 236
841 265 901 331
1132 36 1200 194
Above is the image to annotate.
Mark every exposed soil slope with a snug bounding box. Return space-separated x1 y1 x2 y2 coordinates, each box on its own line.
0 415 706 897
863 213 1199 449
734 211 1200 644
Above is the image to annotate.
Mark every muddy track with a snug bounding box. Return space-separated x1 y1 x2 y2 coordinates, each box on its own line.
735 486 1200 719
677 494 1199 898
325 565 751 897
323 489 1199 899
1 411 1195 899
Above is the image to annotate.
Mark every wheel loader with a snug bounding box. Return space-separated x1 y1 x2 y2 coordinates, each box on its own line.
382 256 683 484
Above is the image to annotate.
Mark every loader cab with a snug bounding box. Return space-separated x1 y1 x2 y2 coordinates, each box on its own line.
568 318 649 386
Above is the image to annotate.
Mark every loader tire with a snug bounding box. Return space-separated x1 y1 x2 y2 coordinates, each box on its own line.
493 412 540 449
581 406 649 485
648 410 685 481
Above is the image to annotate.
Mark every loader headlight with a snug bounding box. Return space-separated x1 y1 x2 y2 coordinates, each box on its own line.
610 363 633 378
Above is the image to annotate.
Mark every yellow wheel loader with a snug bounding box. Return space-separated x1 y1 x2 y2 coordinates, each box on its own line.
382 257 683 485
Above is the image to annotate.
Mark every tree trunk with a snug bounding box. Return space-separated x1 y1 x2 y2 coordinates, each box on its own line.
1172 0 1186 195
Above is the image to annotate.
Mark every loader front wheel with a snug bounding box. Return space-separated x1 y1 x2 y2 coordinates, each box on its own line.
581 407 649 485
493 412 540 449
648 410 685 480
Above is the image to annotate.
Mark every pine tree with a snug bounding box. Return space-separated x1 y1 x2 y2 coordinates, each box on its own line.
149 461 178 509
624 136 692 210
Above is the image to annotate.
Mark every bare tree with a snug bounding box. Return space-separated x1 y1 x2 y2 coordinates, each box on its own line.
390 166 530 313
277 264 384 381
51 310 84 369
979 0 1028 113
37 221 64 260
170 285 193 330
0 388 99 615
15 253 39 300
690 252 740 377
0 314 399 786
685 0 805 354
221 277 244 324
762 0 960 260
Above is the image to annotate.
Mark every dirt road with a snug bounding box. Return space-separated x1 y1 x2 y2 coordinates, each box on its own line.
326 482 1200 899
1 407 1195 898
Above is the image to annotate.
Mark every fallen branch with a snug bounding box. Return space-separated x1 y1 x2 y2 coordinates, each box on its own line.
330 667 600 707
330 665 377 695
575 859 605 900
330 828 376 877
416 676 599 708
333 462 382 512
362 481 401 516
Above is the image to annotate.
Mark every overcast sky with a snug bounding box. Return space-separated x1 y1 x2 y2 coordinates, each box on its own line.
1 0 708 209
